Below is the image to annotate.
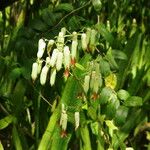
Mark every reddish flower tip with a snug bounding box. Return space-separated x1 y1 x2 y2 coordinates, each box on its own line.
60 130 67 138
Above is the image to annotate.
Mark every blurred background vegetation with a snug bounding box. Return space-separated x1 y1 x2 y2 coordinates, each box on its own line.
0 0 150 150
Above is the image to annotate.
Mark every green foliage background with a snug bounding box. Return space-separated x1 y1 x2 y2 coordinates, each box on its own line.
0 0 150 150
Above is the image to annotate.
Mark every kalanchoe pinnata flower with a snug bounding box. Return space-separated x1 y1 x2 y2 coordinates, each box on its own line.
89 29 97 53
37 59 43 74
74 112 80 130
61 112 68 131
63 46 71 69
40 65 49 85
81 33 87 51
50 49 59 67
37 39 46 59
93 74 101 94
86 28 91 47
60 104 68 131
71 32 78 64
57 32 65 51
61 27 66 36
90 71 96 90
31 62 38 81
83 75 90 94
56 51 63 71
47 40 54 54
50 68 56 86
45 57 51 66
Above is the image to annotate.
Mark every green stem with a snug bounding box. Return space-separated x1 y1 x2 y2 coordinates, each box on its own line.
35 93 41 149
38 105 60 150
80 125 92 150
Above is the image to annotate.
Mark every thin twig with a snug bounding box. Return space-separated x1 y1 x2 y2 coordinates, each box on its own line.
46 0 92 32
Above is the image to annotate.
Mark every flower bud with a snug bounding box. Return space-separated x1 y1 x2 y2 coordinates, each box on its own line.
50 49 59 67
63 46 71 69
31 62 38 81
50 68 56 86
56 52 63 71
40 65 49 85
106 20 110 31
83 75 90 93
75 112 80 130
81 33 87 51
47 39 54 54
37 39 46 58
61 27 66 36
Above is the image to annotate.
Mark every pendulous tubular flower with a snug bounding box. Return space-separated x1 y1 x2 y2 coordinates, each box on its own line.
60 104 68 131
37 39 46 59
83 75 90 94
89 29 97 53
90 71 96 90
75 112 80 130
50 68 56 86
50 49 59 67
71 32 78 61
86 28 91 46
81 33 87 51
40 65 49 85
63 46 71 69
56 51 63 71
61 27 66 36
57 32 65 51
31 62 38 81
37 59 43 74
47 39 55 54
45 57 51 66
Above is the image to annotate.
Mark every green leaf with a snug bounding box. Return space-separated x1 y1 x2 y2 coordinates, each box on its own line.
99 87 114 104
105 48 119 70
105 95 120 119
30 18 48 31
114 106 129 126
38 106 60 150
11 80 26 115
0 141 4 150
95 23 114 45
12 126 23 150
90 122 99 135
10 67 22 80
124 96 143 107
117 89 130 101
112 50 127 60
50 125 71 150
54 3 74 12
75 63 85 71
99 59 111 77
88 106 97 120
105 120 118 130
0 115 15 130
